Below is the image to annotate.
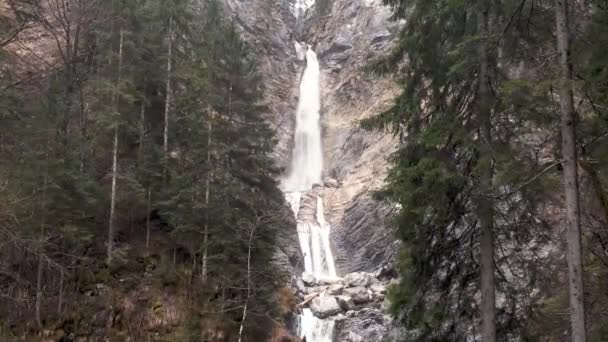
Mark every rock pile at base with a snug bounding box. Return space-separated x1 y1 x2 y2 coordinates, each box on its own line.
294 268 397 341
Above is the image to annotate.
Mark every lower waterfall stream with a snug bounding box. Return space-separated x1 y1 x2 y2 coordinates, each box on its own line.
283 47 337 342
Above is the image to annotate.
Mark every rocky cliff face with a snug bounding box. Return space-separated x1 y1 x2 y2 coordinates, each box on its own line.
221 2 403 339
222 0 400 275
305 0 400 274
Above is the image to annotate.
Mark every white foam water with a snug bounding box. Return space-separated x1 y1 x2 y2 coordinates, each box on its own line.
283 46 336 342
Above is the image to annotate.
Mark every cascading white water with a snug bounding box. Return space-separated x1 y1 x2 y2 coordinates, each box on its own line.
283 47 336 280
299 309 334 342
283 48 323 192
292 0 315 17
283 47 336 342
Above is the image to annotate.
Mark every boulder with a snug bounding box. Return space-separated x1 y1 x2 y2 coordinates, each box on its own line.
324 178 339 188
370 282 387 294
344 272 373 287
306 285 327 295
327 284 344 295
295 278 306 293
375 263 398 280
336 295 355 311
301 273 315 286
310 295 342 318
342 286 371 304
315 275 343 285
346 331 364 342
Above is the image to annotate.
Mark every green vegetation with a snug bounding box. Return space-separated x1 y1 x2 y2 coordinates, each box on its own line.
0 0 291 340
367 0 608 340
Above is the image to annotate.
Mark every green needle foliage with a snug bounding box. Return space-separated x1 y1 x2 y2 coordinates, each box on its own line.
365 0 558 340
0 0 291 339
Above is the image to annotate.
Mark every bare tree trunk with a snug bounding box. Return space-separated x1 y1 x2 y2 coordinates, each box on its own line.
108 28 124 264
555 1 587 340
163 17 173 165
36 128 51 329
202 110 213 280
139 77 147 163
108 126 119 264
57 271 63 315
35 257 44 328
238 222 256 342
146 188 151 250
79 87 88 174
478 9 496 342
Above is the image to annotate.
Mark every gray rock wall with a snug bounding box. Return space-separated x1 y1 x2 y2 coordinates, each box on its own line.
304 0 400 273
222 0 399 275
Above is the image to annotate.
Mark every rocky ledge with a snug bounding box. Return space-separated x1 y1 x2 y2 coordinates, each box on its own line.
295 269 396 341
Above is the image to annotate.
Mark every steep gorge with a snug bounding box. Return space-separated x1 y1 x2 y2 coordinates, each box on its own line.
222 0 402 340
223 0 399 276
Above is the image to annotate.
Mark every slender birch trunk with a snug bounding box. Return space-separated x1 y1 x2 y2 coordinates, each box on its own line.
35 255 44 328
555 1 587 340
35 176 48 328
139 77 147 163
57 271 63 315
201 109 213 280
163 17 173 166
36 126 51 328
478 9 496 342
146 188 151 250
238 222 256 342
108 28 124 264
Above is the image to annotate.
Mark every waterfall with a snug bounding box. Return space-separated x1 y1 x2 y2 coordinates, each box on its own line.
283 47 336 341
299 309 334 342
283 48 323 192
292 0 315 17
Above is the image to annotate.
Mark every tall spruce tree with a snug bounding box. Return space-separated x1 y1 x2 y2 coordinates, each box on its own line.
365 0 554 339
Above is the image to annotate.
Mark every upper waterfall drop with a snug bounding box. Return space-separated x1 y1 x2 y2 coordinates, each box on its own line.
292 0 315 17
283 48 323 192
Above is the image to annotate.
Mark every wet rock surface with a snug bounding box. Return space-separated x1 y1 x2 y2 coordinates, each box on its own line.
310 295 342 318
295 270 394 340
302 0 401 274
335 307 392 342
344 272 373 287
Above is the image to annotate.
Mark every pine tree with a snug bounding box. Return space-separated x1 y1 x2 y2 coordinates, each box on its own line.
0 0 293 338
365 0 554 339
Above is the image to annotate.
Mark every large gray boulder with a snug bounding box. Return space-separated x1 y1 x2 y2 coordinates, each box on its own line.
370 282 387 294
344 272 373 287
327 284 344 295
342 286 371 304
346 332 364 342
310 295 342 318
336 295 355 311
324 178 340 188
301 273 315 286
